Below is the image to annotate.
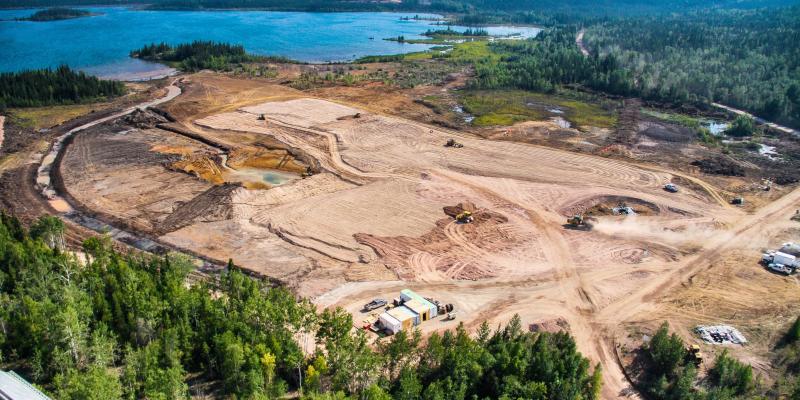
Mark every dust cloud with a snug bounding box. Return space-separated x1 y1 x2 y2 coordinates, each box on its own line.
591 216 732 248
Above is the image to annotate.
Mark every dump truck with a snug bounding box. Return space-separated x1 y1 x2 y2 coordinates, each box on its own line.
456 211 474 224
566 215 595 230
686 345 703 366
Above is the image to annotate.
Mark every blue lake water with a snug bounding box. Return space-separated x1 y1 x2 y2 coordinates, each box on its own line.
0 7 540 80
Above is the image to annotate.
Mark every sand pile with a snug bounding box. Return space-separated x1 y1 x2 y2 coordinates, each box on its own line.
123 108 169 129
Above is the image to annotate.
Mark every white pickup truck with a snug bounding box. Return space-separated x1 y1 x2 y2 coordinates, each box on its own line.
762 251 798 275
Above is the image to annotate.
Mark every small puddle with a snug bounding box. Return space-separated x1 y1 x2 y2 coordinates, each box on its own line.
758 144 779 160
219 154 300 187
452 105 475 124
703 120 729 136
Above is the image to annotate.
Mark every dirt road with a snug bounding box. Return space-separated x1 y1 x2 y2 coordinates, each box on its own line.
712 102 799 136
37 80 182 212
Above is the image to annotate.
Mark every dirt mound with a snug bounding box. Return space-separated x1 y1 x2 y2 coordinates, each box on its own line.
691 157 746 177
156 184 238 234
123 108 169 129
529 317 571 333
443 201 477 218
170 154 225 184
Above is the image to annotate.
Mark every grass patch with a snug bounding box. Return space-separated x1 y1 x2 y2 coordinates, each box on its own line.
558 99 616 128
446 41 500 64
460 90 615 128
641 109 702 129
10 103 103 129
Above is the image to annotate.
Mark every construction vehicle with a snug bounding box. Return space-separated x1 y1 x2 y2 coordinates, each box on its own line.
257 114 266 120
664 183 679 193
686 345 703 367
455 211 474 224
445 138 464 148
363 298 388 311
731 197 744 205
761 250 797 275
566 214 595 230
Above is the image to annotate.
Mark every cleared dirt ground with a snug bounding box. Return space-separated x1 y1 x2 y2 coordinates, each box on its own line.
53 74 800 398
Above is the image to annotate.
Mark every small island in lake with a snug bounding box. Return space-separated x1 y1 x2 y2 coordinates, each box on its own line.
18 8 95 22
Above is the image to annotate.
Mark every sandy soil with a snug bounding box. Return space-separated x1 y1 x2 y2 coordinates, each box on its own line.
52 75 800 398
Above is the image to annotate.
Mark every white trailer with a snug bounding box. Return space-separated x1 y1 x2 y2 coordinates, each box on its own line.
378 312 402 335
762 251 798 274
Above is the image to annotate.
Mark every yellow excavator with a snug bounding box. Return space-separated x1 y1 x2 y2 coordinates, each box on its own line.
566 214 595 230
456 211 474 224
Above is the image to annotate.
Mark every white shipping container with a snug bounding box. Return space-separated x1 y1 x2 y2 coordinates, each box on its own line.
379 312 402 334
773 252 797 267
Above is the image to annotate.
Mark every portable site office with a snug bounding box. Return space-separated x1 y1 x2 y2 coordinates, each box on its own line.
400 289 438 318
387 306 418 330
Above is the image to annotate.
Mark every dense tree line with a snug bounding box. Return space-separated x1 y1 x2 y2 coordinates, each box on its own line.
424 28 488 37
638 322 755 399
469 27 634 96
584 6 800 128
0 66 126 109
0 212 601 399
131 41 291 72
17 7 92 21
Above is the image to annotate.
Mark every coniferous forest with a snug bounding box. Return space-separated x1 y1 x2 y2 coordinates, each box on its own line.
130 41 292 72
0 66 126 109
0 213 601 399
583 6 800 128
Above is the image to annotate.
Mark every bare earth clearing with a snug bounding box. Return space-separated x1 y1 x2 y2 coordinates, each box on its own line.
50 75 800 398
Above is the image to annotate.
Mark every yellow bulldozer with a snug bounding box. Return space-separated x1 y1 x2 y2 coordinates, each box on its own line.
686 344 703 367
456 211 474 224
566 214 595 230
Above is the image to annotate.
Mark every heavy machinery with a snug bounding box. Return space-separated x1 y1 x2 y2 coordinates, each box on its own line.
456 211 474 224
566 215 595 230
445 138 464 148
686 345 703 367
731 197 745 206
664 183 679 193
762 251 797 275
